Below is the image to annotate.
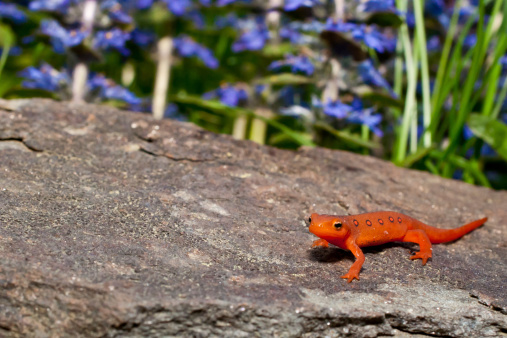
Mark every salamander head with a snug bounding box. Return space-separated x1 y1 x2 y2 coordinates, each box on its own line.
308 213 350 243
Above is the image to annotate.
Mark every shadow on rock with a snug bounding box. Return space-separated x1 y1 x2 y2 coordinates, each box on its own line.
308 247 354 263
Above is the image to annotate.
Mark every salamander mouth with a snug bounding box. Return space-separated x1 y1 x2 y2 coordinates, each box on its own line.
309 223 331 239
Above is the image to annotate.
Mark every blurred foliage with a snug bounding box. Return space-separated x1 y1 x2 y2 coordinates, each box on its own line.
0 0 506 189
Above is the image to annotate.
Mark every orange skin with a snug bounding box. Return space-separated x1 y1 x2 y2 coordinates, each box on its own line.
309 212 487 283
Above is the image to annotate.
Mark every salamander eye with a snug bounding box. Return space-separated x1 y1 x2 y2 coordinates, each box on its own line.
308 217 312 223
334 221 342 229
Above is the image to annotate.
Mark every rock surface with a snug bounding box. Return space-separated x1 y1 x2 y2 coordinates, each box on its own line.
0 99 506 337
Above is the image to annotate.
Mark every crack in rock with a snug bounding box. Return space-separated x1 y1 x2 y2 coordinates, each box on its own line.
138 146 213 162
0 137 43 152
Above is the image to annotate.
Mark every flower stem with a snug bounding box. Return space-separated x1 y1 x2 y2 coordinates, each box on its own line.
72 0 97 103
152 36 174 120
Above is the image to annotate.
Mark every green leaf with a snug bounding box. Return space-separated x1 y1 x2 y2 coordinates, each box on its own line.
261 42 296 57
0 23 15 84
170 94 316 147
313 121 380 149
268 131 312 149
398 146 434 167
255 73 314 86
468 114 507 161
360 90 404 109
3 88 55 99
0 75 20 98
428 149 492 188
365 12 403 27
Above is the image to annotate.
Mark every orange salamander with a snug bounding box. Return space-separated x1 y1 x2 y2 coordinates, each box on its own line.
309 212 487 282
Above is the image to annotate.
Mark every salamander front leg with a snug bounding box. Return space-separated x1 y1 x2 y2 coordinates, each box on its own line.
311 239 329 248
341 239 365 283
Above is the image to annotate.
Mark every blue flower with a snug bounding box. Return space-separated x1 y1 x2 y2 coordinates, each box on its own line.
405 11 415 27
255 84 266 95
463 33 477 50
19 63 70 92
103 86 142 105
351 25 396 53
173 36 219 69
88 73 142 106
278 85 300 106
279 22 317 44
324 20 395 53
284 0 321 11
161 0 192 16
359 0 399 14
300 20 325 33
425 0 446 16
164 103 187 121
40 20 88 54
347 108 383 137
268 54 314 75
203 84 248 107
232 24 269 52
215 13 240 28
280 26 303 44
101 0 133 24
324 18 357 32
427 35 441 52
319 96 384 136
130 29 155 47
458 5 477 24
358 60 396 97
217 0 251 6
0 46 22 56
88 73 110 89
135 0 154 9
94 28 131 56
184 10 205 28
500 55 507 68
323 100 353 119
425 0 450 28
0 3 26 23
28 0 72 13
195 47 219 69
463 125 496 157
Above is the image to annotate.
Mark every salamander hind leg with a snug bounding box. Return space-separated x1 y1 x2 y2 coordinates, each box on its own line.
341 267 361 283
402 229 433 265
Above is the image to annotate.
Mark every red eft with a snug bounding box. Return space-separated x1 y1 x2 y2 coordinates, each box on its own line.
309 212 487 282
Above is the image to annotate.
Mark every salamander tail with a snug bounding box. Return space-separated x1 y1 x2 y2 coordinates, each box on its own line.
415 217 487 244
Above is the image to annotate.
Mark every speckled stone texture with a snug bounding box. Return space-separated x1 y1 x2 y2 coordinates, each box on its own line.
0 99 506 337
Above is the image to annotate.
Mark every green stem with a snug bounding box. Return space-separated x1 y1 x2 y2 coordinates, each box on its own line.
491 75 507 119
413 0 431 147
394 19 419 163
392 28 404 121
361 124 369 155
430 0 462 121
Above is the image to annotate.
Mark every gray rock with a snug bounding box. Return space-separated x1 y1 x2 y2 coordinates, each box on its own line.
0 99 505 337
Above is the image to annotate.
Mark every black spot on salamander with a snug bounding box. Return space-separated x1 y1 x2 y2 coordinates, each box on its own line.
366 220 372 226
353 219 359 227
398 217 402 223
378 219 384 225
389 216 394 222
